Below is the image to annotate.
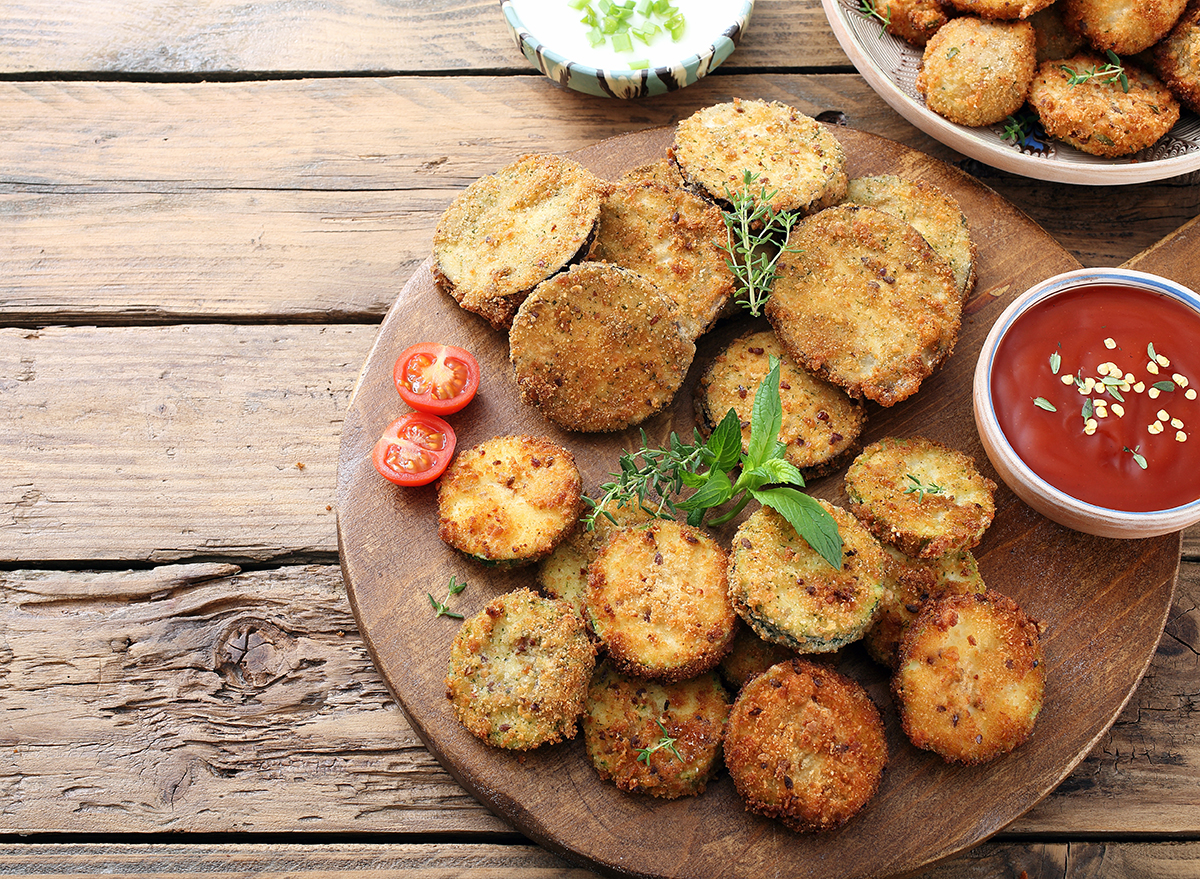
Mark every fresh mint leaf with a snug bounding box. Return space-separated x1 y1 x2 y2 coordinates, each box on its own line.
745 358 784 469
706 407 744 473
750 485 842 569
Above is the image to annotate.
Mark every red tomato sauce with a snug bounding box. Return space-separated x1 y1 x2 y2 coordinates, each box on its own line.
990 284 1200 512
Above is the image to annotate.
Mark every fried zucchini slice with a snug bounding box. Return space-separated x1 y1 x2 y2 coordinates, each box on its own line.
724 659 888 833
617 158 686 189
437 435 582 566
671 99 848 215
588 178 735 340
432 153 608 330
586 520 737 682
509 262 695 433
766 205 961 407
1154 0 1200 113
893 589 1045 764
445 587 596 750
844 175 977 301
940 0 1056 19
718 623 799 691
1061 0 1188 55
583 661 731 799
863 545 986 668
916 17 1039 127
696 328 866 479
728 502 886 654
877 0 951 45
844 436 997 559
1028 54 1181 157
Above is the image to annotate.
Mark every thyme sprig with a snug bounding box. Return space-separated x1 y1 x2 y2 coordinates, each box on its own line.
429 575 467 619
857 0 891 30
1060 50 1129 93
636 719 684 765
583 358 843 569
903 474 944 501
719 170 802 318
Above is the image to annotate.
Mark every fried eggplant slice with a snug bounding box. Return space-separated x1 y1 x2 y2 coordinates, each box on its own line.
445 587 596 750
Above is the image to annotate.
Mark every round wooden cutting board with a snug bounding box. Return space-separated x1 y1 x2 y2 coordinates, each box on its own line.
336 125 1180 879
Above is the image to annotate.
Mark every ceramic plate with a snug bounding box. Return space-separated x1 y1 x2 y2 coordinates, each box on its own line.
822 0 1200 184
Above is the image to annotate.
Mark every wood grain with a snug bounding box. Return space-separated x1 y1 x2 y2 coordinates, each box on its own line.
2 77 1197 324
337 127 1178 879
0 0 844 75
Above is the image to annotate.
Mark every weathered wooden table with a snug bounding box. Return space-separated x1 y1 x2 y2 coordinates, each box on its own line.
1 3 1197 877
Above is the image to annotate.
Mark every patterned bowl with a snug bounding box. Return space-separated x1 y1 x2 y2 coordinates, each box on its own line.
500 0 753 99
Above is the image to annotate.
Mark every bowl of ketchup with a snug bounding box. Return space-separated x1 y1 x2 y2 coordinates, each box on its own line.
974 267 1200 539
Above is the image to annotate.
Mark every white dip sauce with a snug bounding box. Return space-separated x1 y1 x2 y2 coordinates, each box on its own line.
509 0 738 70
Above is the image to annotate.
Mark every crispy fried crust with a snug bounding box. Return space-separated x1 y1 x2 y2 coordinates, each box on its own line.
432 154 608 330
437 435 582 565
1028 53 1181 156
588 179 735 340
765 205 961 407
1029 3 1086 61
844 436 996 559
445 588 597 750
583 662 731 799
718 624 799 691
864 545 986 668
696 329 866 479
843 175 977 301
509 262 696 433
880 0 951 45
1153 0 1200 113
893 590 1045 764
586 521 737 682
940 0 1056 19
724 659 888 833
670 99 848 215
1061 0 1188 55
618 158 687 189
728 503 886 653
917 17 1038 127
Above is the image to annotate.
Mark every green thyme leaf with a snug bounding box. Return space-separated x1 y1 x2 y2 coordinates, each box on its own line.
1034 396 1057 412
720 171 802 317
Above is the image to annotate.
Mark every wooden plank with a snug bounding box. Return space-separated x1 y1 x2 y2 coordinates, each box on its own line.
3 77 1197 324
0 560 1195 835
0 325 371 563
0 0 845 75
0 840 1196 878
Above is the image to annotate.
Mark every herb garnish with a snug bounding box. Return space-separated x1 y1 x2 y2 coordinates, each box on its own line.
1060 50 1130 93
720 170 802 317
903 473 944 502
583 358 843 569
857 0 891 31
1124 446 1148 470
1033 396 1057 412
429 575 467 619
636 719 684 765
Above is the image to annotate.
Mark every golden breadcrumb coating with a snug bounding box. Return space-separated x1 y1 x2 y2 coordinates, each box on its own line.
893 590 1045 764
844 436 997 559
1061 0 1188 55
1153 0 1200 113
941 0 1056 19
583 662 730 799
445 588 596 750
879 0 951 45
917 16 1038 127
432 153 608 330
724 659 888 833
437 435 582 566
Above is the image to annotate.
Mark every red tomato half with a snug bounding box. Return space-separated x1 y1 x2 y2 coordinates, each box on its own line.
393 343 480 415
371 412 456 487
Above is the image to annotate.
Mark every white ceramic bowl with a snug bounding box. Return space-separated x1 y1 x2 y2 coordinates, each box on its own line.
500 0 753 99
974 268 1200 538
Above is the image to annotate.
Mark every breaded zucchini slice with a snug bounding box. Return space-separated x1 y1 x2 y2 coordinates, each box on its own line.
718 624 803 691
877 0 950 45
437 435 582 566
618 158 686 189
728 502 886 654
671 99 848 215
1028 54 1181 157
588 178 735 340
940 0 1056 19
536 498 655 622
1061 0 1188 55
863 545 986 668
844 436 997 559
509 262 696 433
1154 0 1200 114
893 590 1045 764
583 661 731 799
445 587 596 750
432 153 608 330
765 205 961 407
586 520 737 682
724 659 888 833
844 175 977 301
696 328 866 479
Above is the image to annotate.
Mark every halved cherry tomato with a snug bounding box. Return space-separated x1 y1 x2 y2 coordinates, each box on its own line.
371 412 457 487
393 343 480 416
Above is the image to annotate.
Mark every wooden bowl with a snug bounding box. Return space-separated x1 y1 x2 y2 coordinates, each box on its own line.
973 267 1200 538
